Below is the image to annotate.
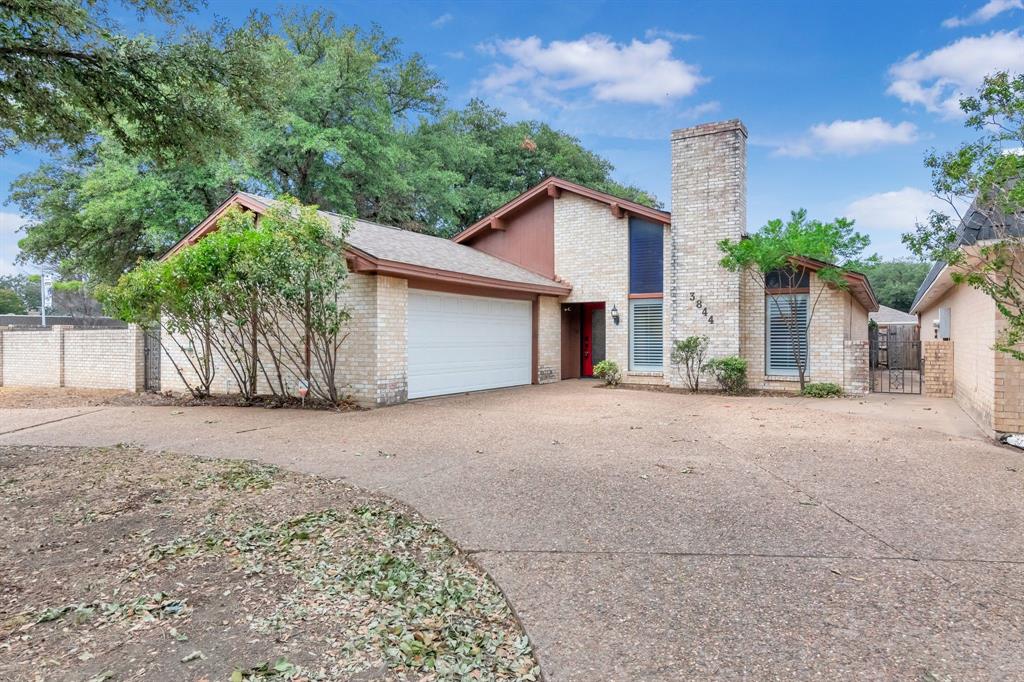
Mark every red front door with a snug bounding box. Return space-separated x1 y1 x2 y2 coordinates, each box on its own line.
582 302 605 376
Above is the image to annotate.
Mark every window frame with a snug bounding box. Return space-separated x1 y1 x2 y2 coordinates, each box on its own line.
765 293 809 376
629 297 664 372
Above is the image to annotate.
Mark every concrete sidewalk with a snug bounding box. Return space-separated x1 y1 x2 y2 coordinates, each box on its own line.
1 383 1021 679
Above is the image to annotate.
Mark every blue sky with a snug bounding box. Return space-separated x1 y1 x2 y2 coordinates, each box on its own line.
3 0 1024 275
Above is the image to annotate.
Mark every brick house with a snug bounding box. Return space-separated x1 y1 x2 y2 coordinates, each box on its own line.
163 119 877 405
911 206 1024 434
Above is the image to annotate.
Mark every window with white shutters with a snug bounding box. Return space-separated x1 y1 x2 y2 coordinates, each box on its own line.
629 299 663 371
766 294 808 375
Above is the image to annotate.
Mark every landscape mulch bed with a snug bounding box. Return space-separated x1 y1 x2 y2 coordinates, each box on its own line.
0 446 538 681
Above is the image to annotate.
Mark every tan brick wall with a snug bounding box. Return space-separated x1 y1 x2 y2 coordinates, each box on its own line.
554 193 631 376
63 327 144 391
0 325 144 390
922 341 954 398
537 295 561 383
373 275 408 405
669 121 746 378
844 339 869 395
918 285 995 430
1 328 62 387
161 272 386 405
740 273 869 394
992 314 1024 433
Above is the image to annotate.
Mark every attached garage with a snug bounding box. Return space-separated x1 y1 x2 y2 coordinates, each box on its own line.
407 290 532 399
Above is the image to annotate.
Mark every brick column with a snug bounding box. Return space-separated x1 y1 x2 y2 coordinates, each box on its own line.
669 120 747 387
373 275 408 406
536 295 561 383
128 324 145 392
843 339 869 395
0 327 4 387
922 340 953 397
51 325 73 387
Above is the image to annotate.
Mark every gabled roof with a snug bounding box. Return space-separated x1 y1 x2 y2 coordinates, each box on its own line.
870 305 917 326
162 193 571 296
910 205 1024 314
453 176 670 244
789 255 879 312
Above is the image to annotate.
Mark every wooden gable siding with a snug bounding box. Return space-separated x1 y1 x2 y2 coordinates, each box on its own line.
461 197 555 279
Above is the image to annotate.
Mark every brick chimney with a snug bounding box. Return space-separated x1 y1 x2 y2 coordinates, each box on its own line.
669 120 748 372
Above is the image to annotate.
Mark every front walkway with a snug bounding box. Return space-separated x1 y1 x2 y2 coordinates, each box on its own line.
1 383 1021 679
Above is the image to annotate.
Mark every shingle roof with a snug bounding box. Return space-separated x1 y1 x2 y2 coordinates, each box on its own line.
869 305 917 326
910 206 1024 313
235 193 565 292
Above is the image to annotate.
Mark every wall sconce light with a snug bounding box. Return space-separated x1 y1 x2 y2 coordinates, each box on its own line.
611 304 620 325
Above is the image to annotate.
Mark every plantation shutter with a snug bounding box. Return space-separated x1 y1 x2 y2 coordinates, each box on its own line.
766 294 808 375
629 299 663 371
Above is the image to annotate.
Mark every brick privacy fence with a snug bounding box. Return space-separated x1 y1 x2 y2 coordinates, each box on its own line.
922 340 954 398
0 324 145 391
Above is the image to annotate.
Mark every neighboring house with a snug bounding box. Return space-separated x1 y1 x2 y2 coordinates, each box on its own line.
911 206 1024 434
869 305 918 333
163 119 878 405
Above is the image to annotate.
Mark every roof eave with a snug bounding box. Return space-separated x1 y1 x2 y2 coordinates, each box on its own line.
347 247 571 296
453 177 670 244
161 193 269 260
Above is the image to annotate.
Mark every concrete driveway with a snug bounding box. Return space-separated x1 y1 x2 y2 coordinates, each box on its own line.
1 382 1022 680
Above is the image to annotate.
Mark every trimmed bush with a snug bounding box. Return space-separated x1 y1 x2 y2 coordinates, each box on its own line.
592 360 621 386
801 382 843 398
704 356 748 394
670 335 710 392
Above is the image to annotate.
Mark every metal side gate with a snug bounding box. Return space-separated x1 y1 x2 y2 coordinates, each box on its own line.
869 326 922 394
143 328 161 392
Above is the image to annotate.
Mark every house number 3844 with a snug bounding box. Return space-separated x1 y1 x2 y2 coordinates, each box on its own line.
689 292 714 324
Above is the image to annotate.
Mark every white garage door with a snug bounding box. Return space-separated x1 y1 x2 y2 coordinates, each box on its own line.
407 289 532 399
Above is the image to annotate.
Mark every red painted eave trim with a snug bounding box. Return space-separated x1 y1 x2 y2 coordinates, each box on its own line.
453 177 670 244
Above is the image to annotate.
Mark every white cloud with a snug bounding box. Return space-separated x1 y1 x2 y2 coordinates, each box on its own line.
682 100 721 119
644 28 699 42
0 211 28 275
942 0 1022 27
775 118 919 157
845 188 951 233
443 50 465 60
475 34 706 106
887 30 1024 116
430 13 453 28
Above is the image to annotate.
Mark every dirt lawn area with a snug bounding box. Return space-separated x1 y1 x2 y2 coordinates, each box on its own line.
0 446 537 681
0 381 1022 680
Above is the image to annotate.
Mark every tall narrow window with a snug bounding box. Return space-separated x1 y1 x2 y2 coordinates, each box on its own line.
766 294 808 375
630 299 663 371
629 218 663 294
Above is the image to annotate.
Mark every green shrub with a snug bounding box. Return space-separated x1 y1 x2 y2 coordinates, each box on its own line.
592 360 621 386
704 356 747 394
670 335 710 392
801 382 843 398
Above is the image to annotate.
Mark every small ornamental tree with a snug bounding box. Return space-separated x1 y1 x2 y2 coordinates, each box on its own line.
101 196 352 405
902 71 1024 359
99 258 218 398
671 335 709 392
719 210 876 390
